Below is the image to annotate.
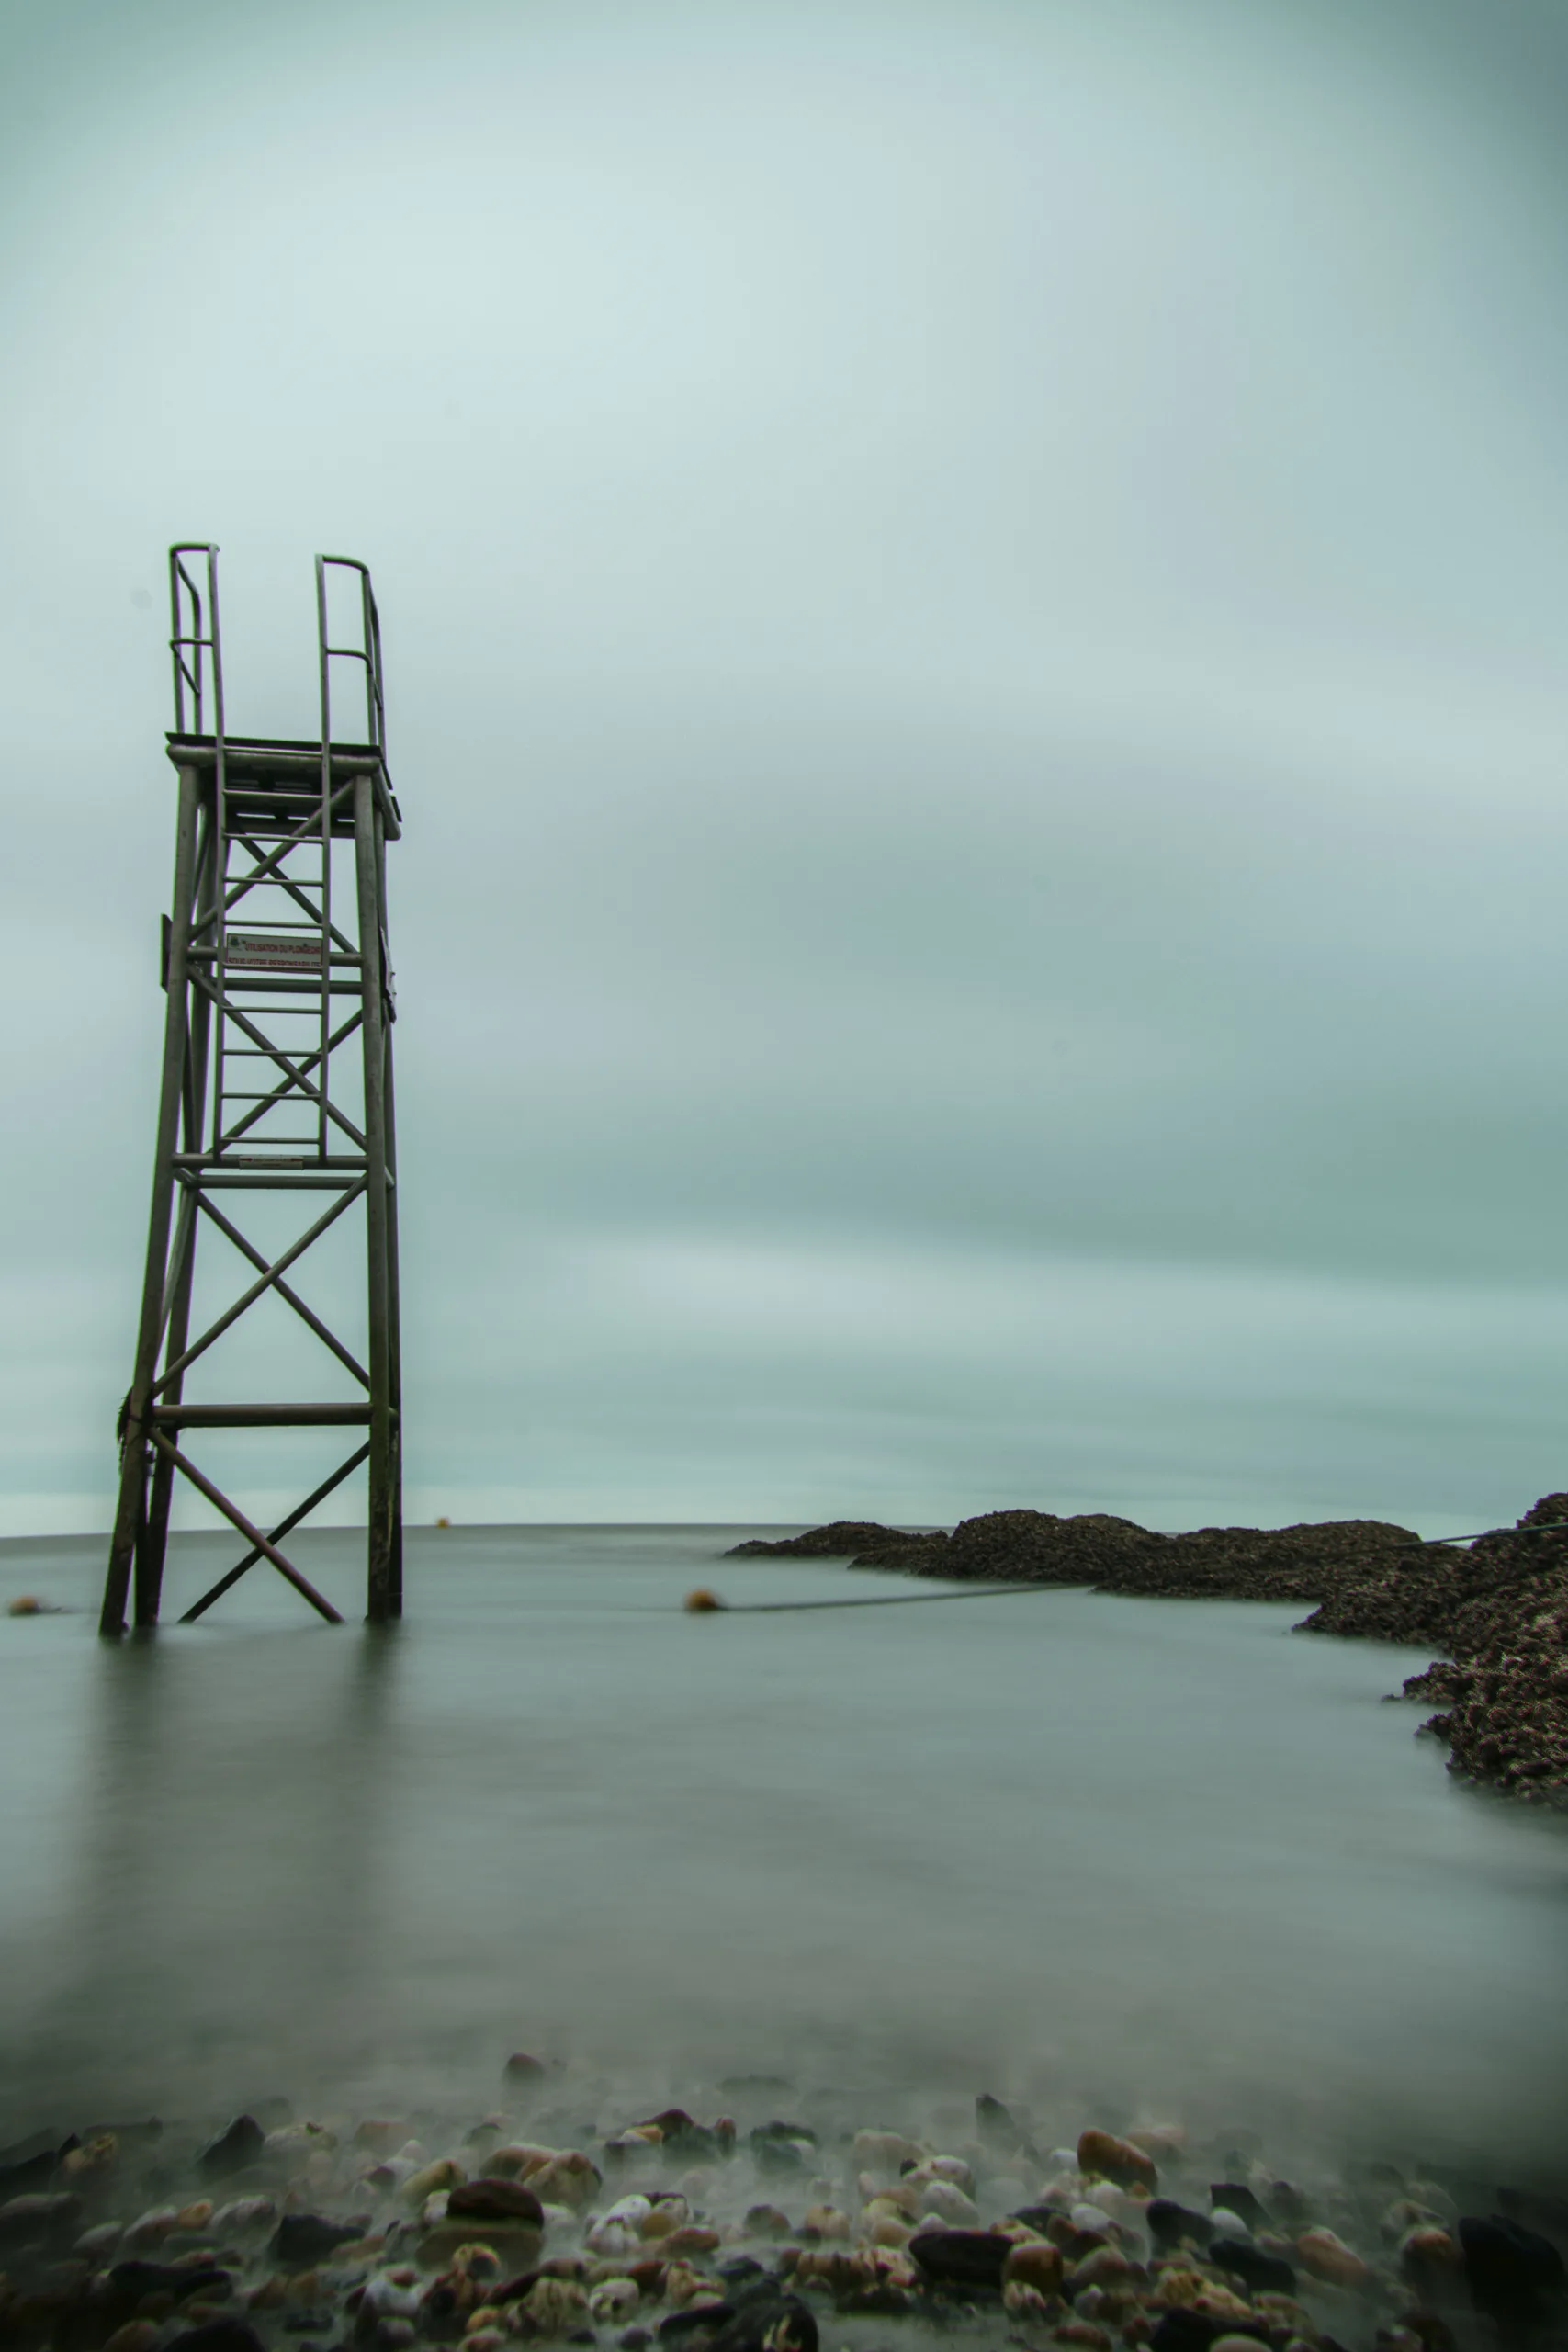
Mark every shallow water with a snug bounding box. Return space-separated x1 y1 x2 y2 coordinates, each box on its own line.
1 1524 1564 2184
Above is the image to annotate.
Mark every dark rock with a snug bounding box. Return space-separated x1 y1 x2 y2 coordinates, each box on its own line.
1208 2239 1296 2294
272 2214 369 2267
1010 2205 1063 2236
1210 2184 1269 2228
283 2316 338 2335
703 2288 818 2352
493 2272 543 2308
0 2145 62 2200
1397 2312 1458 2352
636 2110 716 2157
658 2306 734 2342
164 2323 267 2352
976 2095 1021 2148
1306 1497 1568 1800
619 2334 651 2351
503 2054 547 2086
943 1510 1157 1586
724 1524 916 1558
1146 2202 1214 2250
446 2179 545 2225
198 2119 266 2180
1148 2313 1224 2352
1458 2215 1566 2324
1149 2316 1269 2352
420 2279 468 2338
0 2191 84 2246
107 2262 233 2310
835 2284 911 2315
748 2123 814 2176
5 2288 81 2341
715 2261 766 2288
908 2229 1010 2292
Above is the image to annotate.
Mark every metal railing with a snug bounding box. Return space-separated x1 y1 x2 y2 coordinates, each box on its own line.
168 543 224 739
317 555 386 754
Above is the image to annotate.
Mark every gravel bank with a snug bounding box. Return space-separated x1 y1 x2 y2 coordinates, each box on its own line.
727 1498 1568 1807
3 2069 1563 2352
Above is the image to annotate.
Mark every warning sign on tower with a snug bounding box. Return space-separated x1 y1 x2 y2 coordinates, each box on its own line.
226 932 323 974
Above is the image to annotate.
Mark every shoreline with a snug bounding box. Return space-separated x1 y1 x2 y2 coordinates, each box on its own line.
727 1494 1568 1809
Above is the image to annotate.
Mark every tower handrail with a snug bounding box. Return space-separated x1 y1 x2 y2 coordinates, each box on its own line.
316 554 387 758
168 542 224 740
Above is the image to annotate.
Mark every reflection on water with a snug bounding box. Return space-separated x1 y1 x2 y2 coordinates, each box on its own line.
1 1525 1564 2183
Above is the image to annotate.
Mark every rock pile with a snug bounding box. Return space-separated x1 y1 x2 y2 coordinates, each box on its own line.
729 1511 1427 1601
728 1498 1568 1806
2 2078 1561 2352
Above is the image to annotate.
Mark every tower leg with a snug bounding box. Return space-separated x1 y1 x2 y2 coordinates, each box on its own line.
102 766 203 1636
354 776 399 1623
135 1195 192 1625
377 822 403 1616
133 795 218 1628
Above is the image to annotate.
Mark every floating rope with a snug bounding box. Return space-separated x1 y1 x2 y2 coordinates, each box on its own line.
685 1583 1057 1613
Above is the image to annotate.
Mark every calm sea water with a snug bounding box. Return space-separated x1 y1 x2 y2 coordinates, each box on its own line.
1 1524 1564 2184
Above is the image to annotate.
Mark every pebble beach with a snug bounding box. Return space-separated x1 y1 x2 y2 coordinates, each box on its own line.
4 2063 1566 2352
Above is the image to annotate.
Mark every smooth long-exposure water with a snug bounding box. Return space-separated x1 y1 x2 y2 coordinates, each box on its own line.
1 1525 1564 2184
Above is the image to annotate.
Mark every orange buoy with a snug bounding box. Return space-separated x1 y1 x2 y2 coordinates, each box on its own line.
683 1588 726 1613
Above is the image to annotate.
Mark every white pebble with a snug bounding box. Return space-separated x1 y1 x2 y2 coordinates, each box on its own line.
589 2281 640 2322
1071 2202 1117 2236
361 2274 422 2321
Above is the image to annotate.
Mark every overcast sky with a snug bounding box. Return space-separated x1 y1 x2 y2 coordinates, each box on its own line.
4 0 1568 1537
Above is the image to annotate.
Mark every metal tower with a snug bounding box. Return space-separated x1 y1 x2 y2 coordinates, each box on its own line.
100 545 403 1634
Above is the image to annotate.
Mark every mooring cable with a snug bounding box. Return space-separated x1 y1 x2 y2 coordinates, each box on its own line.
688 1583 1059 1613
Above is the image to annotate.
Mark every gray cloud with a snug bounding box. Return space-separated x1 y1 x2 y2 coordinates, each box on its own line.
4 0 1568 1532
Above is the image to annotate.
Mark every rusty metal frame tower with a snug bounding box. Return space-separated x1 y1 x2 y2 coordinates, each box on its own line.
100 545 403 1634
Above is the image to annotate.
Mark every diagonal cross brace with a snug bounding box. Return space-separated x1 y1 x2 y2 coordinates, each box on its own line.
221 779 356 914
221 1005 364 1150
233 831 357 956
191 967 367 1152
189 1185 369 1388
152 1177 367 1396
179 1440 371 1622
149 1430 343 1623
